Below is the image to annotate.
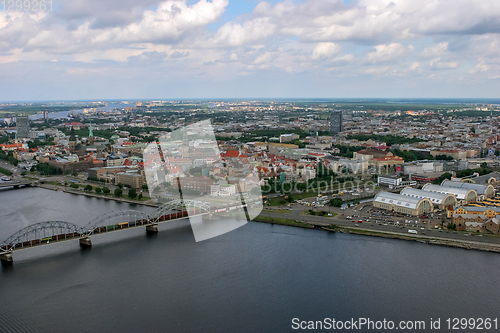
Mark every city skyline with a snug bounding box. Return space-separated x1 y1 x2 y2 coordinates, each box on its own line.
1 0 500 101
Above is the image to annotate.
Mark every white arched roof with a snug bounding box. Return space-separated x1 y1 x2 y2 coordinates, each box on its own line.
421 184 475 200
441 180 493 196
374 192 429 210
400 187 455 206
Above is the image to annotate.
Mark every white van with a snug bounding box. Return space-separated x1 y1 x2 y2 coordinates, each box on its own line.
407 229 418 234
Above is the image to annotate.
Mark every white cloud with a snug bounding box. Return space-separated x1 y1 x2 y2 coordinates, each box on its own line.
422 42 449 57
363 66 390 75
312 42 341 60
430 58 459 69
468 62 488 74
365 43 414 63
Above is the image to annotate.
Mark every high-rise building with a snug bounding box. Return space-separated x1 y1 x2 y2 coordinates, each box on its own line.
16 116 29 139
329 110 343 135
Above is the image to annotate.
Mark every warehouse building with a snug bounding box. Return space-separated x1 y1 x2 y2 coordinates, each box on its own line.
421 184 477 205
400 187 457 210
441 180 495 200
373 191 434 216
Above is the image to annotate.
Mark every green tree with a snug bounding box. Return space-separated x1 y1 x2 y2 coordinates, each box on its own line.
72 170 78 177
114 188 123 197
95 187 102 194
142 184 148 190
70 183 79 189
128 189 137 199
433 172 452 184
138 193 143 200
117 183 124 189
84 184 92 192
329 197 343 207
102 187 110 194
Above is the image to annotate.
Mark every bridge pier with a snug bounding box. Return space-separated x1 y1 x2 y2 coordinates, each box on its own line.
146 224 158 234
1 252 13 264
79 237 92 248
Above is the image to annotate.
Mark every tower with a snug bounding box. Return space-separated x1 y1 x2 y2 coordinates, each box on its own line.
329 110 343 135
69 127 76 153
16 115 29 139
89 123 94 145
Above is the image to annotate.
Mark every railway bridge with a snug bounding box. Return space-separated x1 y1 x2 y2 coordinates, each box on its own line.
1 199 259 263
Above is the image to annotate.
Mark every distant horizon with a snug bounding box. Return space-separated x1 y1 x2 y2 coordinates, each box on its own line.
2 97 500 105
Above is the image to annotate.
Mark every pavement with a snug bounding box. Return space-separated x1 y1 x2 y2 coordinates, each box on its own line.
260 202 500 245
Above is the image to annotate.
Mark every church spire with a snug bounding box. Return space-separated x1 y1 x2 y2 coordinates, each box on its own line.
70 127 76 142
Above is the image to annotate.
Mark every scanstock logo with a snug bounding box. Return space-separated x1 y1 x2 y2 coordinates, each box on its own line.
143 120 263 242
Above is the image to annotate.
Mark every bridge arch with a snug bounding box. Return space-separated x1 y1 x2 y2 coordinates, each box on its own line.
82 210 154 236
0 221 82 251
154 199 210 223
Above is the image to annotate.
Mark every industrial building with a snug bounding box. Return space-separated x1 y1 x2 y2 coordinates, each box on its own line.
329 110 342 135
373 191 434 216
402 160 444 175
421 184 477 205
441 180 495 200
400 187 457 210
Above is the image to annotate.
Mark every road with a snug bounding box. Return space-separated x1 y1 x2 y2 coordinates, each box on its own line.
260 203 500 245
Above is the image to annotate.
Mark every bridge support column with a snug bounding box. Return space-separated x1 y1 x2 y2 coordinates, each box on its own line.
79 237 92 248
146 224 158 234
1 252 13 264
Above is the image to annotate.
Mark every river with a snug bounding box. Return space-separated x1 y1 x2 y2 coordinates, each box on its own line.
1 188 499 332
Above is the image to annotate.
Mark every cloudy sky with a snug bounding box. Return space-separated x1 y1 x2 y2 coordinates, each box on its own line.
1 0 500 101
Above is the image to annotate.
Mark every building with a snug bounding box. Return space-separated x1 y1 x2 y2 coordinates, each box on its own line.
279 133 299 143
485 218 500 233
449 205 500 219
177 176 214 194
16 116 29 139
115 172 145 189
353 149 394 161
421 184 477 205
268 143 299 155
402 161 443 175
441 180 495 200
373 191 434 216
452 214 488 231
329 111 343 135
378 175 403 187
339 158 368 174
400 187 457 210
430 149 467 160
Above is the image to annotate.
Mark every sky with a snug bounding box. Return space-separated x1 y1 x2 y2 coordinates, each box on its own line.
1 0 500 101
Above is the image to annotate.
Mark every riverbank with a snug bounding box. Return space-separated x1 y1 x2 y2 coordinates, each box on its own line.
337 226 500 253
253 211 500 253
37 184 160 207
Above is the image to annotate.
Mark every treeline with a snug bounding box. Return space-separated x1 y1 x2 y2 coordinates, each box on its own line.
0 167 12 176
0 150 18 166
217 129 330 144
346 134 426 146
61 126 171 141
335 145 366 158
32 163 62 175
390 149 433 162
262 174 357 194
